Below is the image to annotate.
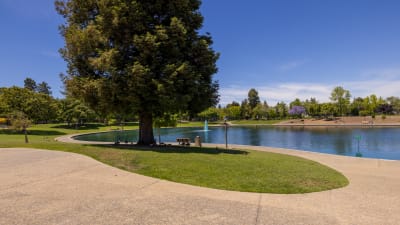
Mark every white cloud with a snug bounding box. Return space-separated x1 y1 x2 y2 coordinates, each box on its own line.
219 79 400 106
345 80 400 98
220 83 332 106
219 67 400 106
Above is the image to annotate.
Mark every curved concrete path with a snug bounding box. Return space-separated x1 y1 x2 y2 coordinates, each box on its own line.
1 146 399 225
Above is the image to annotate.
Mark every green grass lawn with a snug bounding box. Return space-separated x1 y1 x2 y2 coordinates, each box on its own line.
0 123 348 193
176 121 221 127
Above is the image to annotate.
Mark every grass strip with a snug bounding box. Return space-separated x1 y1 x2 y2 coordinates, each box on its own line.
0 124 348 193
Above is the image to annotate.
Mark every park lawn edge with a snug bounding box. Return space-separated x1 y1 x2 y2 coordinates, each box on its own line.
0 124 349 194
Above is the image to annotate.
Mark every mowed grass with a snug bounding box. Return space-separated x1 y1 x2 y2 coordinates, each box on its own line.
0 123 349 193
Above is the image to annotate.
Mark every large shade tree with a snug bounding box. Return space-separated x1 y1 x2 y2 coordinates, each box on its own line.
56 0 219 144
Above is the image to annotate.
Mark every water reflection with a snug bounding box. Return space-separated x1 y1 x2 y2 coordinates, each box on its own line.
74 126 400 160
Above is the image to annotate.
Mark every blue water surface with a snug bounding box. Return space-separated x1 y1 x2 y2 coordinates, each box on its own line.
74 126 400 160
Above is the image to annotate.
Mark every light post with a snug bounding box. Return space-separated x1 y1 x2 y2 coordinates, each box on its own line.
354 135 362 157
224 120 228 149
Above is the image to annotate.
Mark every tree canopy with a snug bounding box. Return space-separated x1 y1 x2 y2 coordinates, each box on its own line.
37 81 52 95
247 88 260 109
56 0 219 144
330 86 351 116
24 78 37 92
0 86 58 123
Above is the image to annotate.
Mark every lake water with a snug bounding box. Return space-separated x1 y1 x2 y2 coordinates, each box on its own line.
74 126 400 160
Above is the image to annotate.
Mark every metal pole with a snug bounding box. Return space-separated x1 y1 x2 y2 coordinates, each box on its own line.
225 122 228 149
158 127 161 144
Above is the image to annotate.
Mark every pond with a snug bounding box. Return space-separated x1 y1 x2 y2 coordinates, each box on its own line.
73 126 400 160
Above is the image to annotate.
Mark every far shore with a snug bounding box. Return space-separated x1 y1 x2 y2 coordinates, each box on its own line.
275 115 400 126
228 116 400 127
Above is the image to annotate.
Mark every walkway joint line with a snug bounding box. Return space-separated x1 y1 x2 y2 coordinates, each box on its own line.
254 194 262 225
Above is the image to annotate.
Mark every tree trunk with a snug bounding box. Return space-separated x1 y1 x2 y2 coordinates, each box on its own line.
137 112 155 145
23 127 29 143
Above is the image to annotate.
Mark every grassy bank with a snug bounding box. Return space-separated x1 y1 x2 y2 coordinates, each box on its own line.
0 123 348 193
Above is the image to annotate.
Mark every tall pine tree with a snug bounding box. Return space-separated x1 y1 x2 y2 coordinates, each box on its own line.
56 0 219 144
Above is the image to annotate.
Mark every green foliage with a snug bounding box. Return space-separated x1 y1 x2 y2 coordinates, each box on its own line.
289 98 302 108
224 105 241 120
8 111 31 143
320 102 336 118
276 102 288 119
0 86 58 123
9 111 31 130
226 101 240 108
387 96 400 113
350 97 364 116
37 81 52 95
359 110 369 117
267 107 278 119
240 99 251 119
247 88 260 109
58 98 95 127
108 118 118 126
198 107 220 121
56 0 219 144
24 77 37 91
330 86 351 116
154 113 178 128
23 78 52 96
303 98 320 117
252 103 268 119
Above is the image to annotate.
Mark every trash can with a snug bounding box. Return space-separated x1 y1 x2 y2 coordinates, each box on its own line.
194 136 202 147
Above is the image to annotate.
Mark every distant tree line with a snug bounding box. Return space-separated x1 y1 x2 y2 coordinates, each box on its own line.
0 78 96 129
2 79 400 135
198 86 400 121
0 78 184 130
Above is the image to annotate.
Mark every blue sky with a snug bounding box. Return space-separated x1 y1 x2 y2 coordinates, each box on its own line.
1 0 400 105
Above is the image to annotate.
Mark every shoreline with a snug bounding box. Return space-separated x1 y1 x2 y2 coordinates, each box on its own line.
232 116 400 127
57 133 400 162
273 123 400 127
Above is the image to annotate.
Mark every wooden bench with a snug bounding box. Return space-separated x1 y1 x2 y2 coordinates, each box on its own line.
176 138 190 146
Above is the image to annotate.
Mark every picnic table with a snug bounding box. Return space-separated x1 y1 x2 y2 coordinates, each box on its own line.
176 138 190 146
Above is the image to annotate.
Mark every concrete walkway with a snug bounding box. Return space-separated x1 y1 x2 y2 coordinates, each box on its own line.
1 146 399 225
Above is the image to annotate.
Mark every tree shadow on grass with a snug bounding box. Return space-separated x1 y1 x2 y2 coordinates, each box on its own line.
51 122 139 131
51 123 107 130
0 129 66 136
90 144 249 155
29 130 67 136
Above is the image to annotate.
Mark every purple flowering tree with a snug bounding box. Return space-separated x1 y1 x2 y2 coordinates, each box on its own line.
289 106 306 118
